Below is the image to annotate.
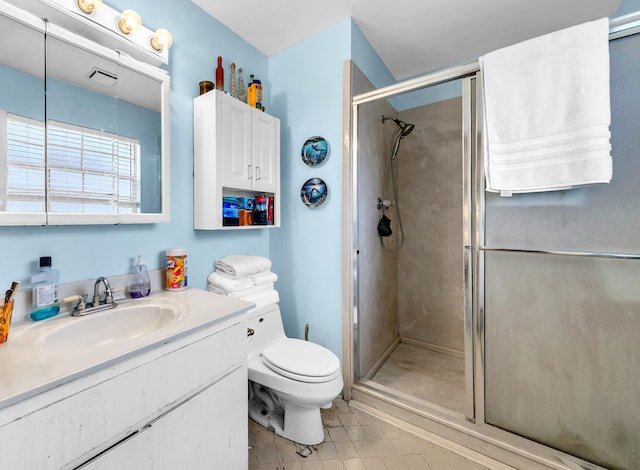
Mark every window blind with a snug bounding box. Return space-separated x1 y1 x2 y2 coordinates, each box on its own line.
2 111 140 214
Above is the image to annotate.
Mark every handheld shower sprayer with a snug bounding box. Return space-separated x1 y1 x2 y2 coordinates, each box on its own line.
377 116 416 252
382 116 415 138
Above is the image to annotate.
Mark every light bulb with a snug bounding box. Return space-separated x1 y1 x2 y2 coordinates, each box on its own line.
77 0 102 14
118 9 142 35
150 29 173 51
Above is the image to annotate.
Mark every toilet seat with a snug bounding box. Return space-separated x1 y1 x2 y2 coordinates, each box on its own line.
261 338 340 383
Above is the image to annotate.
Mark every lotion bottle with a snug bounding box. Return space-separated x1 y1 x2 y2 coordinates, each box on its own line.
129 255 151 298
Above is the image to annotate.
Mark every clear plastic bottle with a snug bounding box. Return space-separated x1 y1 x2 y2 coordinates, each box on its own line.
237 68 246 103
30 256 60 321
129 255 151 298
230 63 237 98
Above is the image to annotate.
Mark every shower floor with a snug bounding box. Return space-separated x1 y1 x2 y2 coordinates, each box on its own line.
371 342 466 414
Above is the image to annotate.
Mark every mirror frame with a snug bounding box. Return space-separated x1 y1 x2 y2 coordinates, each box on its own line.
0 1 170 225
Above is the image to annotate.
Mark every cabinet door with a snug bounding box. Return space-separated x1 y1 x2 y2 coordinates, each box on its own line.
79 366 248 470
251 109 279 193
76 429 152 469
222 95 253 190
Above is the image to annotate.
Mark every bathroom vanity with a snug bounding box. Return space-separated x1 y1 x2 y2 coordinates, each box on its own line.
0 289 252 469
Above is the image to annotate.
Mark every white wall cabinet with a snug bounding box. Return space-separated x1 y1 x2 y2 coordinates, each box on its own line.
194 89 280 230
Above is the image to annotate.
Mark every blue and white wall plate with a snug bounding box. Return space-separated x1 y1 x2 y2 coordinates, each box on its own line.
301 136 329 167
301 178 328 208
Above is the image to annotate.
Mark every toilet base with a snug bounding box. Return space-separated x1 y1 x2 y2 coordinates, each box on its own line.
249 383 325 445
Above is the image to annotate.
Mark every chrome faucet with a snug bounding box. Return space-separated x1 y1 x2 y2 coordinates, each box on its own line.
68 276 118 316
93 276 114 307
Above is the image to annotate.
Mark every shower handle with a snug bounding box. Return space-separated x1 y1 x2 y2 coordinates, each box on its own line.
376 197 393 210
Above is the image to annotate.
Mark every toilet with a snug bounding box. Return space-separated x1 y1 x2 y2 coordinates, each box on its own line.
247 304 343 445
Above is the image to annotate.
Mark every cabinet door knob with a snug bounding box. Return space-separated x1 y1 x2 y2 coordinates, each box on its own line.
255 166 261 181
248 164 253 180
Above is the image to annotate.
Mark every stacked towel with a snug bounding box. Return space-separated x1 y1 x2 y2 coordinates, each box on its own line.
208 255 279 309
214 255 272 279
480 17 612 195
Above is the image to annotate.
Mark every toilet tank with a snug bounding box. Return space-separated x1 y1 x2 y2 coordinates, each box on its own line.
247 304 286 357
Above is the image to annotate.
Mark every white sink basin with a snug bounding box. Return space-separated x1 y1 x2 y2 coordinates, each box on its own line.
36 303 181 353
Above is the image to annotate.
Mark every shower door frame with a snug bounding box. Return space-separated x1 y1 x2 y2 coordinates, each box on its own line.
343 61 482 421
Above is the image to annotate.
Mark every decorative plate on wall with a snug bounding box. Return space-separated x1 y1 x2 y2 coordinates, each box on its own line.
301 178 328 208
301 136 329 167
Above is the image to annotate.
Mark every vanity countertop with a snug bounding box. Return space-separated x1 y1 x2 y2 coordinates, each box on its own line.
0 288 253 411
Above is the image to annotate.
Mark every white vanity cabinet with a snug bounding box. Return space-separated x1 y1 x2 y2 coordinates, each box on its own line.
194 89 281 230
0 290 251 470
79 367 246 470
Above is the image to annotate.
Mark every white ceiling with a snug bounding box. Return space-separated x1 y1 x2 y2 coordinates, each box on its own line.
192 0 620 80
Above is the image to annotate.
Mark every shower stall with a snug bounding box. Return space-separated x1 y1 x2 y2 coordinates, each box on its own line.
355 80 470 417
343 20 640 470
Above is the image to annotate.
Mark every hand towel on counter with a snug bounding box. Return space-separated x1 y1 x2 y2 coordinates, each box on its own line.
214 255 272 279
208 282 275 298
480 17 612 194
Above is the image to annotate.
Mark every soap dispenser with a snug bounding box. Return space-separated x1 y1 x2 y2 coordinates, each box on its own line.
129 255 151 298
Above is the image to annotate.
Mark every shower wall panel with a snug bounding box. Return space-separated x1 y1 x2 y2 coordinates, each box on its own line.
483 33 640 469
397 98 464 354
354 65 399 378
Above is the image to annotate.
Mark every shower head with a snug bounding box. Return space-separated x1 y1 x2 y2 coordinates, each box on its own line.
382 116 415 138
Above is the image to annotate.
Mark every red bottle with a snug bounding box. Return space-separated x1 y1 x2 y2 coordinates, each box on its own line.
216 56 224 91
267 197 274 225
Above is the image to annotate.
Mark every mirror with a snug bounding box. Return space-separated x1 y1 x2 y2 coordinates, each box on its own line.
0 4 169 225
0 9 46 224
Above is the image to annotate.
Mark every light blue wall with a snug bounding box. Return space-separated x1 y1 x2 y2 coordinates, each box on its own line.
0 64 44 120
615 0 640 15
267 19 351 358
267 18 395 360
0 0 269 292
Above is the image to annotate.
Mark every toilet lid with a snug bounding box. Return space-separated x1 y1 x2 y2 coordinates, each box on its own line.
261 338 340 383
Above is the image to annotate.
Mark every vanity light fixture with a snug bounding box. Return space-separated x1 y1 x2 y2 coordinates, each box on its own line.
118 9 142 34
36 0 170 65
150 28 173 51
77 0 102 14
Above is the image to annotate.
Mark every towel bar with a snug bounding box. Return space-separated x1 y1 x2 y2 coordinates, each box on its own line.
479 247 640 260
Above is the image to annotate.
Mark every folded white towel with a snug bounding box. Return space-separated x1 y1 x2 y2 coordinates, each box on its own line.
208 282 274 298
207 271 253 292
243 289 280 311
481 17 612 194
251 270 278 286
214 255 272 279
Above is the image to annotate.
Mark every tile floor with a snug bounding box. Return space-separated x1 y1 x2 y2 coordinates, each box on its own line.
249 399 512 469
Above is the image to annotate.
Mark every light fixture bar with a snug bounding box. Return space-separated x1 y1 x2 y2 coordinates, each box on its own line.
18 0 170 66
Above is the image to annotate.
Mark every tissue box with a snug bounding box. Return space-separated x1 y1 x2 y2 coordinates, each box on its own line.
222 197 239 226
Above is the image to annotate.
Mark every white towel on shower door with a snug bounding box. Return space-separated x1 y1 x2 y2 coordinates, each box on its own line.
481 17 612 194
